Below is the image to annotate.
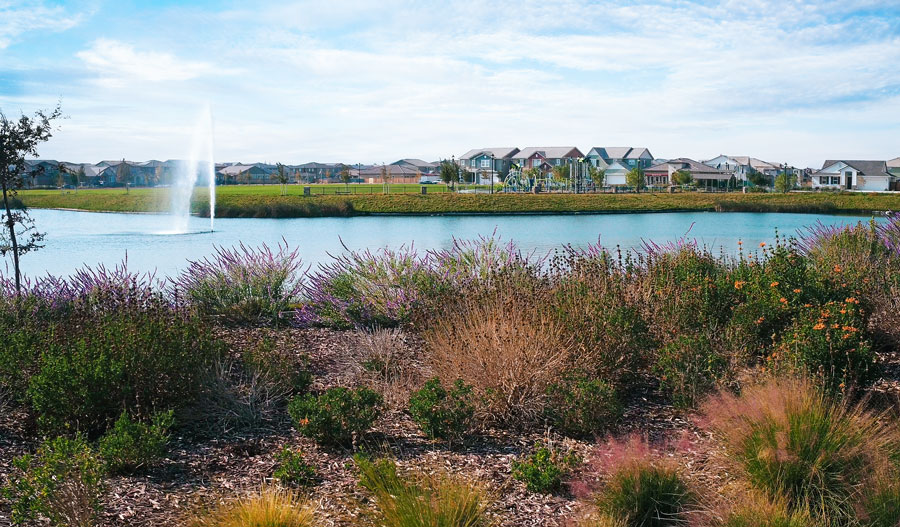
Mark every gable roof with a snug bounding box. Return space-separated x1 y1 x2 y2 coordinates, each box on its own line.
391 159 437 168
888 157 900 168
515 147 583 160
821 160 891 177
458 147 520 160
647 158 730 178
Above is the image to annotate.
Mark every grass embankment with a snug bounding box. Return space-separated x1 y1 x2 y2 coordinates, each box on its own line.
16 185 900 217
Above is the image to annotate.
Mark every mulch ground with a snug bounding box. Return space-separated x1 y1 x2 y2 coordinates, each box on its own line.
1 326 897 527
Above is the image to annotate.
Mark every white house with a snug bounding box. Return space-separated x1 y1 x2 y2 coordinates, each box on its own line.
702 155 782 181
602 161 632 186
810 160 894 191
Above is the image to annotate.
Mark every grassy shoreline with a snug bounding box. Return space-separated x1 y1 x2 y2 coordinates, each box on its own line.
15 185 900 217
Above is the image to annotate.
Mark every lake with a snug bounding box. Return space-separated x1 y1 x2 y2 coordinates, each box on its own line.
5 209 883 278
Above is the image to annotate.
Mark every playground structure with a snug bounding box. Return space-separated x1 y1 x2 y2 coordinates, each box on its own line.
503 158 599 193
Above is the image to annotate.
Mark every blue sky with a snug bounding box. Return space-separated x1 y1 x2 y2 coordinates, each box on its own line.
1 0 899 167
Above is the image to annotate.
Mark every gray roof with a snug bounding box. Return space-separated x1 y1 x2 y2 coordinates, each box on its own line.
458 147 520 160
391 159 437 168
821 160 891 177
514 146 583 160
218 164 269 175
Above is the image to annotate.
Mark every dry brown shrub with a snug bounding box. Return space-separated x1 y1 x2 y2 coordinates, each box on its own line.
354 327 424 410
189 486 317 527
424 284 575 427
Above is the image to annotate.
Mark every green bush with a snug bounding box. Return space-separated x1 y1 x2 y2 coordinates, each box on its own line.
2 436 105 527
545 374 622 437
511 443 580 494
408 377 475 442
272 447 317 487
24 303 221 437
772 299 876 392
288 386 382 447
98 410 173 474
595 460 693 527
356 456 487 527
653 334 729 408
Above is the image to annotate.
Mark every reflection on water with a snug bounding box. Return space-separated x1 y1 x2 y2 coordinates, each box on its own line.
8 209 882 279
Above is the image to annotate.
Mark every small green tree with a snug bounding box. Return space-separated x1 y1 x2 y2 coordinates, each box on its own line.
589 166 606 187
275 163 289 196
774 172 796 193
439 160 459 190
341 165 352 191
75 165 85 191
551 164 570 182
380 164 390 194
672 169 693 186
115 159 131 193
747 170 768 187
626 167 646 192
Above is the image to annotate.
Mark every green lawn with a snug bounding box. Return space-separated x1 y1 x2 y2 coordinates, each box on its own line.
14 185 900 218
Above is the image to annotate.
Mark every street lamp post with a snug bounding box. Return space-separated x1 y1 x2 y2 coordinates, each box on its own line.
490 153 495 194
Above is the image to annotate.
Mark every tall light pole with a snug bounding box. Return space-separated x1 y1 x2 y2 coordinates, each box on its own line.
490 152 495 195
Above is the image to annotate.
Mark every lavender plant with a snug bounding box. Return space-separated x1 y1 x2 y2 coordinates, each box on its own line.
174 240 305 325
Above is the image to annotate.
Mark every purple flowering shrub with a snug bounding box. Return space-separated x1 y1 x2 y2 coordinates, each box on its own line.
173 241 305 325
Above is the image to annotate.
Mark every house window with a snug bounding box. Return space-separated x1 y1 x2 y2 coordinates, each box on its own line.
470 160 476 167
555 159 561 166
533 159 541 168
480 159 490 168
830 177 840 185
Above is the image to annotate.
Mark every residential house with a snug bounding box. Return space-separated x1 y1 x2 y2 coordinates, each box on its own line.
645 158 731 188
217 164 273 184
602 162 633 186
585 147 654 170
810 160 895 191
457 147 521 180
295 162 348 183
391 159 438 175
702 155 782 181
359 164 422 184
23 159 60 187
512 147 584 174
888 157 900 177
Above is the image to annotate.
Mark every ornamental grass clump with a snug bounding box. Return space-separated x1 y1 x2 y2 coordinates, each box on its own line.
701 377 900 524
189 486 317 527
356 456 488 527
589 436 694 527
175 240 305 325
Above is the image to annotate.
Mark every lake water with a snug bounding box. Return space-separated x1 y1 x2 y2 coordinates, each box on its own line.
5 209 883 279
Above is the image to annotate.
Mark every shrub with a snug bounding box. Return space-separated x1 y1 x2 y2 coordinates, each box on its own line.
356 456 488 527
771 300 876 392
408 377 475 442
702 378 900 523
175 241 305 325
243 337 314 396
3 436 105 527
189 486 316 527
511 443 580 494
25 301 221 437
653 334 730 408
545 373 622 437
98 410 173 474
426 282 574 426
595 460 692 527
272 448 317 487
287 386 383 447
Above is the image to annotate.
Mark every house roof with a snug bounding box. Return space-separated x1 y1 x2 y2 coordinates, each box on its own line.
391 159 437 168
458 147 520 160
358 165 421 177
887 157 900 168
218 164 268 175
821 160 891 177
515 147 583 159
647 158 730 179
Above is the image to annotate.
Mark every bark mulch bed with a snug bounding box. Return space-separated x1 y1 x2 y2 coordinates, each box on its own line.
2 326 897 527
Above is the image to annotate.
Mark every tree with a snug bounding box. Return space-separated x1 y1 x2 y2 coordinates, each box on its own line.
0 104 61 295
115 159 132 193
774 172 796 193
75 165 85 190
747 170 768 187
380 164 390 194
672 169 693 186
589 166 606 188
626 167 646 191
153 164 165 186
551 164 570 182
439 160 459 190
341 165 352 191
55 170 64 191
275 163 289 196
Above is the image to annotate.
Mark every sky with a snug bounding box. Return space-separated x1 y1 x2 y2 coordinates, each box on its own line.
1 0 899 168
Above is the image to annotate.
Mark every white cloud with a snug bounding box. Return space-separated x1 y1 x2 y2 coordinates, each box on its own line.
0 0 83 49
76 39 225 86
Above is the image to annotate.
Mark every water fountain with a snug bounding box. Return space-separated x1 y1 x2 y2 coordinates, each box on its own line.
169 104 216 233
